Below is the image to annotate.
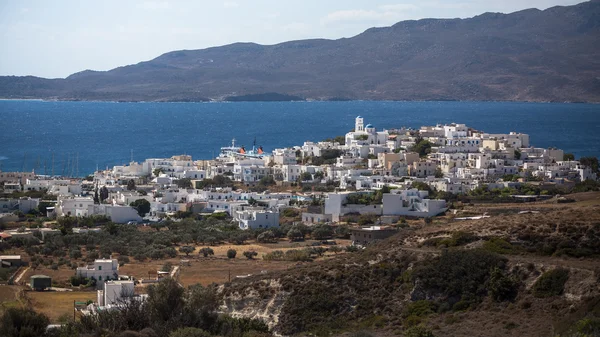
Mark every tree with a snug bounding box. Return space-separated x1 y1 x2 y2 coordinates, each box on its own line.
177 178 192 189
0 307 50 337
514 149 522 160
199 247 214 258
93 184 100 204
434 167 444 178
153 167 165 177
287 228 304 242
100 186 109 203
179 246 195 256
311 225 333 240
410 138 433 158
257 231 276 243
299 172 313 182
227 249 237 259
580 156 599 173
563 153 575 161
127 179 136 191
130 199 151 217
243 251 258 259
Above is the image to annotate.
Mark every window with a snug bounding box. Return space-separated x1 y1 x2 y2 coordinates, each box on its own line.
98 266 102 270
99 276 102 280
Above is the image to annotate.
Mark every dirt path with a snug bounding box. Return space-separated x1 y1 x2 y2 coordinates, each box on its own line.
14 267 30 284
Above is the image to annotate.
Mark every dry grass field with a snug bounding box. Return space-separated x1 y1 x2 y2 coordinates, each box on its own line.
0 285 21 312
25 290 97 323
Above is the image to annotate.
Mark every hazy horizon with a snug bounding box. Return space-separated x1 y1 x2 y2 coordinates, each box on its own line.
0 0 586 79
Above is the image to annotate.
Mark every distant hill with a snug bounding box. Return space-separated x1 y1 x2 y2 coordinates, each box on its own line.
1 1 599 102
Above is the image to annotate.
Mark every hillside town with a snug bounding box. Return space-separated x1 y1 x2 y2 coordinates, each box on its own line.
1 116 600 335
1 116 598 231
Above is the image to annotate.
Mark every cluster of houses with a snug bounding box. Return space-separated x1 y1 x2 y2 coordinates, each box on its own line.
0 117 596 232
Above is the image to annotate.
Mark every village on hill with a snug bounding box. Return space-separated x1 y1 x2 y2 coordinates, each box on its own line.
1 116 599 334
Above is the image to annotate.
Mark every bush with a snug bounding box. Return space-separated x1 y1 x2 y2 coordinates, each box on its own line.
412 250 506 309
282 208 299 218
532 268 569 298
487 267 520 302
227 249 237 259
199 247 214 258
482 237 518 254
438 232 478 247
403 300 436 318
0 307 50 337
404 325 435 337
169 327 211 337
257 231 276 243
243 251 258 260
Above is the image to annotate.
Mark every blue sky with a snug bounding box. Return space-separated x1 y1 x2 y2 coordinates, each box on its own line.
0 0 585 78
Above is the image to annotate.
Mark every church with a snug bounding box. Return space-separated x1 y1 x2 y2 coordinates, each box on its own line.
344 116 389 147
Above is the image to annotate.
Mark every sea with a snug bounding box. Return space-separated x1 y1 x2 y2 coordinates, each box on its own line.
0 100 598 177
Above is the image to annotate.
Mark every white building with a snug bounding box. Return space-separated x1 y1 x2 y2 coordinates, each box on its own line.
56 197 95 217
324 192 383 222
345 116 390 150
382 189 447 217
97 280 135 307
236 209 280 230
87 204 143 224
76 259 119 284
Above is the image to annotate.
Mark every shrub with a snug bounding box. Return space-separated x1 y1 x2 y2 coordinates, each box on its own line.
0 307 50 337
169 327 211 337
282 208 299 218
227 249 237 259
482 237 518 254
403 300 436 318
257 231 276 243
199 247 214 258
487 267 520 302
439 231 478 247
404 325 435 337
243 251 258 260
532 268 569 298
412 250 506 309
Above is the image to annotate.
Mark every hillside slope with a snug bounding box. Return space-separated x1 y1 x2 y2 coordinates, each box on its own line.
1 1 600 102
218 193 600 336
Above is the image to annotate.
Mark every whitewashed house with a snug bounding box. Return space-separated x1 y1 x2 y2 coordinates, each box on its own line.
382 189 447 217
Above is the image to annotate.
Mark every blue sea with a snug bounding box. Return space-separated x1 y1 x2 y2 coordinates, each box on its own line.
0 100 598 177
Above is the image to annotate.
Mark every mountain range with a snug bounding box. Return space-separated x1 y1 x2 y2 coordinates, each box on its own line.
1 0 599 103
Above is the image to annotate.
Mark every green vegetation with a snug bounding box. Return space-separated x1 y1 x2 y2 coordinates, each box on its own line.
322 135 345 145
193 175 234 189
487 267 520 302
532 268 569 298
412 250 508 310
130 199 151 217
410 138 433 158
0 307 50 337
482 237 519 255
243 251 258 259
199 247 214 258
404 325 436 337
226 249 237 259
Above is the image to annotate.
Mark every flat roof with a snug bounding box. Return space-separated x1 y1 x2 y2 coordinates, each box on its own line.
0 255 21 259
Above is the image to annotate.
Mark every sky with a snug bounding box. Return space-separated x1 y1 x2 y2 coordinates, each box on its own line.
0 0 586 78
